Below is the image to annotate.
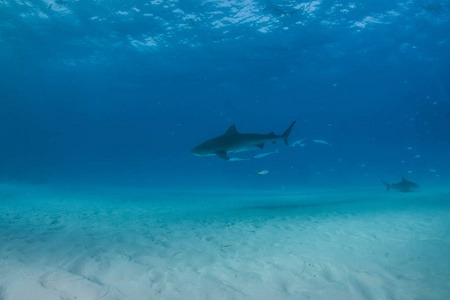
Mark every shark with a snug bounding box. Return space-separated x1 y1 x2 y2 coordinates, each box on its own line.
381 177 419 192
191 121 296 160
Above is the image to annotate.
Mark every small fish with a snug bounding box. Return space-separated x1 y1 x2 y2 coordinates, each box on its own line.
313 139 332 147
254 149 279 159
290 138 306 147
257 170 269 175
228 158 250 162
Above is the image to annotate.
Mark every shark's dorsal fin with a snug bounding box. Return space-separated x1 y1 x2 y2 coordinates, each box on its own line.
225 125 238 135
401 176 407 182
216 151 229 160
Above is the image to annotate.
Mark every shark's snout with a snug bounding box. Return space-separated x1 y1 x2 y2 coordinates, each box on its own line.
190 145 204 156
190 145 199 153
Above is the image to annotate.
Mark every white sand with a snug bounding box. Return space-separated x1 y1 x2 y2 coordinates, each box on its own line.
0 184 449 300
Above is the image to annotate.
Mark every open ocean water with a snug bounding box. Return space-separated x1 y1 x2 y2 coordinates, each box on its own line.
1 0 450 299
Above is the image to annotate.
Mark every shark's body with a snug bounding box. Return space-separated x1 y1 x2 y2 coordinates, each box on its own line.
191 121 296 160
381 177 419 192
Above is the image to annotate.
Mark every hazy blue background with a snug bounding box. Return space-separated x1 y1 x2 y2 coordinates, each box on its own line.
1 0 449 190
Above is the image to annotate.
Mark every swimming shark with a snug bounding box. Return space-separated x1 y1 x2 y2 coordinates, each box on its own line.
191 121 296 160
381 177 419 192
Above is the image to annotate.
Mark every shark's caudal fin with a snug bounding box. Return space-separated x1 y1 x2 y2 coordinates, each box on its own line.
381 180 391 191
282 121 296 146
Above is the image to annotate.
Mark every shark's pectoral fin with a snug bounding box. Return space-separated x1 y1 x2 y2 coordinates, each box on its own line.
257 144 264 149
216 151 230 160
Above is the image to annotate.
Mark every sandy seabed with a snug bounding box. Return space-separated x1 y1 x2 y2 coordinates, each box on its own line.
0 184 449 300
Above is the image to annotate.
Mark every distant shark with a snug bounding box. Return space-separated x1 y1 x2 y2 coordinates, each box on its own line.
381 177 419 192
191 121 296 160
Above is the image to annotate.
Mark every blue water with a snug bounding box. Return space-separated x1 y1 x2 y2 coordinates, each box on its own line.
1 0 449 190
1 1 450 299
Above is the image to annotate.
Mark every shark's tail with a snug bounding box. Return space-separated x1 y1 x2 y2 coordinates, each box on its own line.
282 121 296 146
381 180 391 191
